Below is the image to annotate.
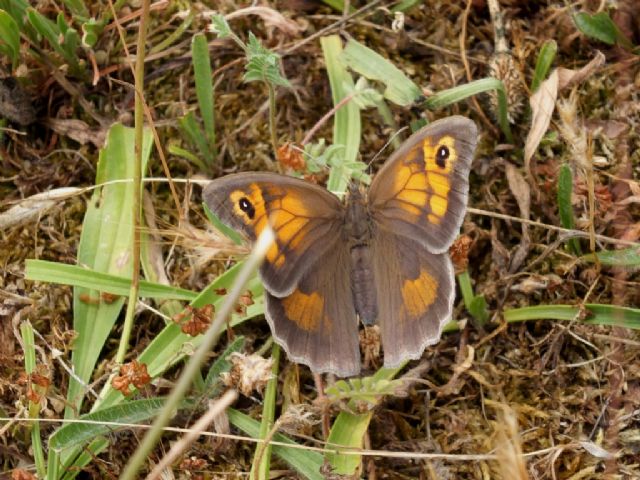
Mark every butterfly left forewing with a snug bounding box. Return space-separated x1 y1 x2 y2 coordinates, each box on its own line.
369 116 477 254
203 172 344 297
371 229 454 368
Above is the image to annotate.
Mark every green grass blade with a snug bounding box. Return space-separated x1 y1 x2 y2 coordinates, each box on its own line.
26 8 79 70
0 10 20 68
321 35 361 195
192 32 216 167
61 0 89 19
65 124 152 419
20 322 46 478
457 271 489 325
504 304 640 329
425 78 513 142
557 163 581 255
25 260 197 301
178 111 212 164
582 247 640 267
251 344 280 480
339 38 422 106
228 408 324 480
530 40 557 93
50 398 176 453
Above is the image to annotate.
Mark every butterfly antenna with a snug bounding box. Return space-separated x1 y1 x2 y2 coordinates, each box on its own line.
367 126 409 173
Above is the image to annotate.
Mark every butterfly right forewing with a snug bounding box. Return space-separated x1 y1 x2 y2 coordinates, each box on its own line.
368 116 477 254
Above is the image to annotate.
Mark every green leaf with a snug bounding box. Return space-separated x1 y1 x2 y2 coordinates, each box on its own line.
60 0 89 18
391 0 421 12
557 163 581 255
530 40 557 93
582 247 640 267
325 367 403 474
326 410 372 475
321 35 361 194
210 14 232 38
573 11 624 46
339 38 422 106
244 33 290 88
228 409 324 480
178 111 212 166
0 10 20 67
251 344 280 480
425 77 513 142
25 260 197 301
50 398 179 453
504 304 640 329
20 322 46 478
65 124 153 419
457 271 489 325
192 33 216 168
27 8 79 69
81 18 103 48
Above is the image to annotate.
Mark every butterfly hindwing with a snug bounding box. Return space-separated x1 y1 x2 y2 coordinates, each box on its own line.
371 229 455 368
203 173 344 297
265 241 361 377
368 116 477 254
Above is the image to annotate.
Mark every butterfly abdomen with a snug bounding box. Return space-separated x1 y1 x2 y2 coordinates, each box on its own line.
350 244 378 325
345 187 378 324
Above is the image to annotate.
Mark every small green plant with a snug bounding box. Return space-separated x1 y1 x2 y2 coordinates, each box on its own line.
210 14 291 156
573 11 634 49
458 270 490 326
557 163 582 255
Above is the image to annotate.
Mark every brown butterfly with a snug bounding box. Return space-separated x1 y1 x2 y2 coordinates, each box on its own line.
203 116 478 377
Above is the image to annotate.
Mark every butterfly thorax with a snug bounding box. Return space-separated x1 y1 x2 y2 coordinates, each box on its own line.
345 184 378 325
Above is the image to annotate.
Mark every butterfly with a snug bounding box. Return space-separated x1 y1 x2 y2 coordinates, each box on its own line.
203 116 478 377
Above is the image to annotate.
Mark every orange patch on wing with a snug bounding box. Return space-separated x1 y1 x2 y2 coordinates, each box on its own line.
281 290 325 331
427 213 441 225
405 172 427 190
401 268 438 318
421 136 457 222
280 193 310 217
423 136 457 174
277 217 308 248
392 162 412 194
397 188 428 209
429 194 448 217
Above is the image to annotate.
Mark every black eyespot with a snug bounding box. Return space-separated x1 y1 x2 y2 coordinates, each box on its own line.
238 197 255 219
436 145 449 169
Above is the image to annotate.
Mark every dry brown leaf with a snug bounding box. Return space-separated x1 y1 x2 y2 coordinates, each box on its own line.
45 118 107 148
524 52 605 178
505 163 531 272
557 51 606 91
226 7 302 37
0 187 80 229
524 69 558 172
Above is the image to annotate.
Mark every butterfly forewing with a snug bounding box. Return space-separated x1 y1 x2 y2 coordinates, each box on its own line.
203 173 345 297
371 230 454 368
368 116 477 254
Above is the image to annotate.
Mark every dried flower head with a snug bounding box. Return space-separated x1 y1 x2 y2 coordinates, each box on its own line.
222 353 273 396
